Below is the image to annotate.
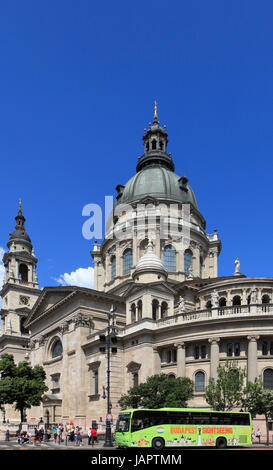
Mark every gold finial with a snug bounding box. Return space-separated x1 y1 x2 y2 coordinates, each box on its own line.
154 100 158 120
19 198 22 210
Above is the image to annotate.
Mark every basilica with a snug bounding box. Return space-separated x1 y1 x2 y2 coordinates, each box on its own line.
1 107 273 435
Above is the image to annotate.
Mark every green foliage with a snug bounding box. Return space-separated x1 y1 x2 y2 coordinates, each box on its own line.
0 354 48 421
118 374 194 410
205 360 246 411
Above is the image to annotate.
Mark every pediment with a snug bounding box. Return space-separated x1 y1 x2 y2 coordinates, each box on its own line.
124 281 176 299
25 287 77 328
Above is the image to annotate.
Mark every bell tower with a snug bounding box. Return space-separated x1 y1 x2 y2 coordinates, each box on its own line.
0 201 40 356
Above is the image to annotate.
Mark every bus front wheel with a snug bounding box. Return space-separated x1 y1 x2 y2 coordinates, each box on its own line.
152 437 165 450
216 437 227 449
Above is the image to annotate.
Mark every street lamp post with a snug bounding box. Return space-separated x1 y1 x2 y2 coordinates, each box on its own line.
103 304 117 447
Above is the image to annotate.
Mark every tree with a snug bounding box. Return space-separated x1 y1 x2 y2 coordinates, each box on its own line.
205 360 246 411
242 378 273 446
0 354 48 422
118 374 194 410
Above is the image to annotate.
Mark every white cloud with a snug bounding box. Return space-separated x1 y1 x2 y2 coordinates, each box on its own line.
55 266 94 289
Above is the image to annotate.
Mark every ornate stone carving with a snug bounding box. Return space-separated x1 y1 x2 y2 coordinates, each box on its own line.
37 335 46 346
72 313 93 330
59 321 70 335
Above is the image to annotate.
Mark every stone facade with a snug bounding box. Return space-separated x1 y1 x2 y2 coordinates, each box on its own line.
1 110 273 441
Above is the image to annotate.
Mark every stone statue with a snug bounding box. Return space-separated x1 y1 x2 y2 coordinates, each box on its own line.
211 289 219 308
178 296 185 313
250 287 258 304
234 257 240 273
187 266 193 280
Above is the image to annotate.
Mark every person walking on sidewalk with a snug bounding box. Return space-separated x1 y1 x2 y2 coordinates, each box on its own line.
91 427 97 447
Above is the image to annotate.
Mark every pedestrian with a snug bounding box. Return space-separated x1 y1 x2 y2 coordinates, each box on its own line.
52 425 57 443
57 425 62 444
34 427 39 445
78 428 83 446
256 429 261 443
91 427 97 447
74 427 79 446
88 427 92 445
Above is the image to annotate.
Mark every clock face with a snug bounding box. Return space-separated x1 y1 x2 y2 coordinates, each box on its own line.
20 296 30 306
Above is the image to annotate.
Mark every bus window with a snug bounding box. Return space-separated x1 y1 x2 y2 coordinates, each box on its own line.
167 411 190 424
191 412 210 425
115 413 131 433
231 413 250 426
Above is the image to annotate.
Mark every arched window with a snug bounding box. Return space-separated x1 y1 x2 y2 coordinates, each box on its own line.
263 369 273 390
184 249 193 275
262 294 270 312
137 300 142 321
232 296 241 313
233 296 241 305
131 303 136 323
123 248 132 275
262 295 270 304
164 245 176 271
219 297 227 307
161 301 168 318
51 339 63 359
151 139 157 150
152 299 159 320
19 264 28 282
195 371 205 393
111 255 116 281
206 300 212 311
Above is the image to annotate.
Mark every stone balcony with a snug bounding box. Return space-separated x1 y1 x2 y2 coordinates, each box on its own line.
120 303 273 337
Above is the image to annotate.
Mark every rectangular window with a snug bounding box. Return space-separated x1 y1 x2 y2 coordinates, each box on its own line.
94 370 99 395
201 345 207 359
227 343 233 357
234 343 240 357
194 346 199 360
262 341 268 356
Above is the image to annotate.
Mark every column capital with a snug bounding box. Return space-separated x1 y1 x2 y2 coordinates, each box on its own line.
208 337 220 345
174 342 185 349
247 335 260 342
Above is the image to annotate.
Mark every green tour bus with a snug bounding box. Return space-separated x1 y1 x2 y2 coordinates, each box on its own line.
114 408 252 449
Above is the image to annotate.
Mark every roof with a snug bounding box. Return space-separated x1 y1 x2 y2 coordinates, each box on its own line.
114 166 198 209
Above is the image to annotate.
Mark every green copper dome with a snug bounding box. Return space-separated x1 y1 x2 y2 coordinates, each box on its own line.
114 166 198 209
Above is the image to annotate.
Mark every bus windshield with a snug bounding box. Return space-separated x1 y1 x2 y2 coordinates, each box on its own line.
115 412 131 433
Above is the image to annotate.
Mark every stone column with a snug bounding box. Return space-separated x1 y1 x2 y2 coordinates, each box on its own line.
153 347 161 374
175 342 186 377
247 335 260 383
209 337 220 380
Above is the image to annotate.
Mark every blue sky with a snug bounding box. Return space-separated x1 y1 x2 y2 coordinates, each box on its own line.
0 0 272 291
